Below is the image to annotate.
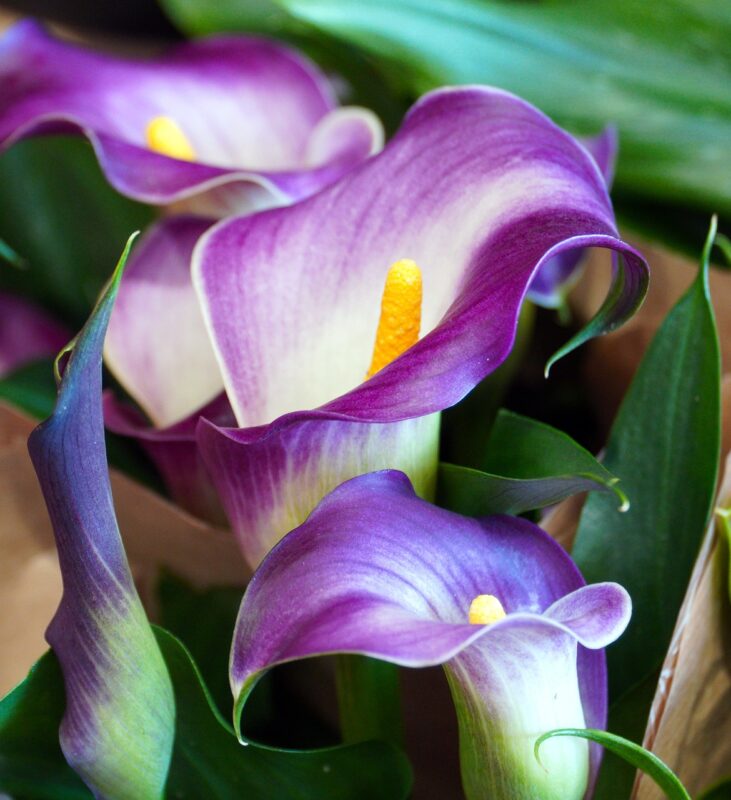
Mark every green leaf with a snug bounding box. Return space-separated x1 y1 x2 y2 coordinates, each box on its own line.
0 235 25 268
437 409 626 516
158 627 412 799
0 137 153 327
572 219 721 696
157 574 341 748
159 0 731 217
0 631 412 799
0 358 58 420
157 573 244 719
591 672 659 800
0 652 93 800
335 656 402 747
535 729 691 800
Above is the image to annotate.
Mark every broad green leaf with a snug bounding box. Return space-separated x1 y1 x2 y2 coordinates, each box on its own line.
572 221 720 696
0 652 93 800
159 0 731 217
0 236 24 268
336 656 402 747
437 409 626 516
0 631 412 799
158 628 412 799
0 358 57 420
157 573 243 719
0 138 153 327
571 222 721 792
157 574 338 747
535 729 691 800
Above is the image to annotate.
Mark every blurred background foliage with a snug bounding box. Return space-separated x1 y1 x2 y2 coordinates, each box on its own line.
2 0 728 259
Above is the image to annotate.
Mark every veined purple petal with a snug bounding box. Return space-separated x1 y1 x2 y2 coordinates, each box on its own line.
231 471 631 799
104 390 233 523
0 21 382 210
528 127 619 307
105 216 222 428
27 239 174 798
197 412 440 566
0 290 69 377
194 87 647 429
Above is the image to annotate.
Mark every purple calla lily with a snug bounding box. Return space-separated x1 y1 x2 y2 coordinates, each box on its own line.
0 20 382 215
27 238 174 798
191 86 647 567
0 290 69 377
231 470 631 800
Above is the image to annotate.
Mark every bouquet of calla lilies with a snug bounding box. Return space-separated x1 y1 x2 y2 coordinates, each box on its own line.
0 5 729 800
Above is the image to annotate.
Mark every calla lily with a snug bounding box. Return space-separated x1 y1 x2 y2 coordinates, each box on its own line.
102 128 615 431
27 239 174 799
0 290 69 377
192 85 647 567
0 20 382 215
231 470 632 800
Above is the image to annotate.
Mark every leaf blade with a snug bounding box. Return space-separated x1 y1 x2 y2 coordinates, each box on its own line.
536 728 691 800
438 409 626 516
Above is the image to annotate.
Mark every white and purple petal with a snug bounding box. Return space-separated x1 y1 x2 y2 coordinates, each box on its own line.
0 290 69 377
27 240 174 798
0 21 381 211
231 471 631 800
197 412 440 566
105 216 222 428
194 87 646 428
194 87 646 564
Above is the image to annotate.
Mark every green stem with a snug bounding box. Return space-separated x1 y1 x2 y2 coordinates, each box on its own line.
335 655 403 746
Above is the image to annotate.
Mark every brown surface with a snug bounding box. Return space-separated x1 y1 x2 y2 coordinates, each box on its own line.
0 402 247 695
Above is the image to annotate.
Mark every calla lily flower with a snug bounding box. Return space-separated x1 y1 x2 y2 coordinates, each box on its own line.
0 20 382 215
101 128 615 431
231 470 632 800
190 86 647 567
27 239 174 798
0 290 69 377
